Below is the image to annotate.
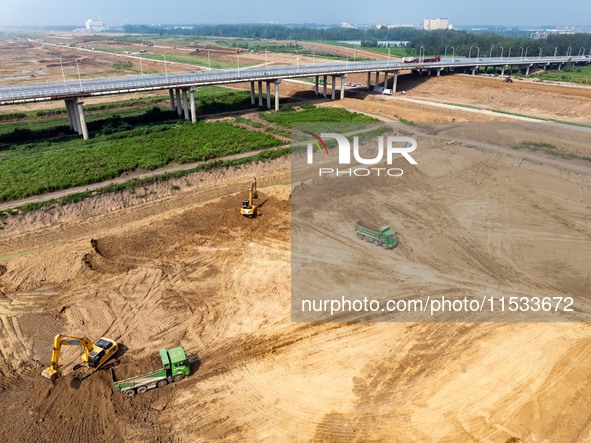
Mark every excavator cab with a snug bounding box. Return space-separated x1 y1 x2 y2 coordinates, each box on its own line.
88 338 117 368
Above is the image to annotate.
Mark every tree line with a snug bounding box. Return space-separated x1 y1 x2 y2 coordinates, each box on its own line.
122 24 591 57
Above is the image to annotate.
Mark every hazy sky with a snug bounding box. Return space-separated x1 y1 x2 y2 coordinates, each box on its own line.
0 0 589 27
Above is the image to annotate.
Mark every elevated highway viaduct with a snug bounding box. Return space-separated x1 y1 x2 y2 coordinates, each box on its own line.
0 56 588 139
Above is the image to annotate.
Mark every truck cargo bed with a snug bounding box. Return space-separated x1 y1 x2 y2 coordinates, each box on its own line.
112 354 162 381
355 221 384 232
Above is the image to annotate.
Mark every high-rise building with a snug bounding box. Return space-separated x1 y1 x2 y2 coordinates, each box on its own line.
423 18 450 31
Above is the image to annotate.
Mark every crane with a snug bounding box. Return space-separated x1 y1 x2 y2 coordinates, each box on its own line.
240 177 258 218
41 334 119 382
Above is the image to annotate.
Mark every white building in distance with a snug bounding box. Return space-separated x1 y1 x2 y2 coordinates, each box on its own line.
423 18 451 30
85 18 106 32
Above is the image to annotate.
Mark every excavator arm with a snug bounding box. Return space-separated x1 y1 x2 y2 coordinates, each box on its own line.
41 334 118 382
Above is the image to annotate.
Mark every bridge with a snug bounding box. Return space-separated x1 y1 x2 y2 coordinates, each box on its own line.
0 55 588 139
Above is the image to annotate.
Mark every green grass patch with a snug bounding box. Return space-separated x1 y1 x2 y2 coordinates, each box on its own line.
2 147 291 215
260 107 377 128
531 65 591 85
234 116 263 128
511 141 591 162
443 102 482 110
397 116 418 126
0 120 282 203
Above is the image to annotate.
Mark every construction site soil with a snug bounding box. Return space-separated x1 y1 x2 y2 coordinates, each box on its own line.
0 41 591 440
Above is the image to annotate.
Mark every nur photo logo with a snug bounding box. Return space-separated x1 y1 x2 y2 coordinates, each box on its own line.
304 132 418 177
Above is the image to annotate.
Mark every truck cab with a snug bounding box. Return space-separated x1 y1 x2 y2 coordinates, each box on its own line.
161 346 191 381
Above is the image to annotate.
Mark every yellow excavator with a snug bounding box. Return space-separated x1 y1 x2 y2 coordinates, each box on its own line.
240 177 258 218
41 334 119 382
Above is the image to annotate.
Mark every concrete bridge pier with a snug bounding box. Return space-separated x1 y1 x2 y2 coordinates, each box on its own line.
169 89 175 111
273 80 281 111
367 72 371 89
182 89 190 121
339 75 345 100
258 81 263 107
250 82 256 105
375 71 380 86
314 76 319 95
525 64 531 76
558 63 563 71
471 67 477 75
392 72 398 93
64 99 75 131
77 101 89 140
266 81 271 109
323 75 327 98
65 98 88 140
501 66 505 76
436 68 442 76
175 89 182 118
189 87 197 123
331 76 336 100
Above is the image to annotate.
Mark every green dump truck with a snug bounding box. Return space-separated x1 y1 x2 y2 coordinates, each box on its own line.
112 346 190 397
354 221 399 249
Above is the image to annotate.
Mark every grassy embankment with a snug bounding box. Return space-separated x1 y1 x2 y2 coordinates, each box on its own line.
0 98 377 213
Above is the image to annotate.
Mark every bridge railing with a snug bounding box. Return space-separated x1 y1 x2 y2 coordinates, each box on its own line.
1 55 589 103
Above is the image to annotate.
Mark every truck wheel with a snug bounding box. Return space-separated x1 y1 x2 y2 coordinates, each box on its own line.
137 386 148 394
368 238 374 243
157 379 168 388
173 374 185 382
382 243 390 249
357 233 364 240
123 389 136 397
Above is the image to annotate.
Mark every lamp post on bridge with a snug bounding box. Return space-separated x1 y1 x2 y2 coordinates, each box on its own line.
566 47 572 57
578 47 586 56
139 54 143 75
75 59 82 91
538 47 543 59
163 55 168 82
207 49 211 69
59 56 66 84
475 46 480 60
507 47 512 59
519 47 524 60
489 45 495 58
419 45 425 62
450 46 455 62
236 50 240 74
295 49 299 70
524 46 529 58
499 47 504 61
554 47 558 57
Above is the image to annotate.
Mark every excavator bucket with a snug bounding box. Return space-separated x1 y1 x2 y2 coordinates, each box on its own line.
41 366 58 382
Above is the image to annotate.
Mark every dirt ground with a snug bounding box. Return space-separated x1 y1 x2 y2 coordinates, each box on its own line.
1 116 591 441
1 33 591 442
